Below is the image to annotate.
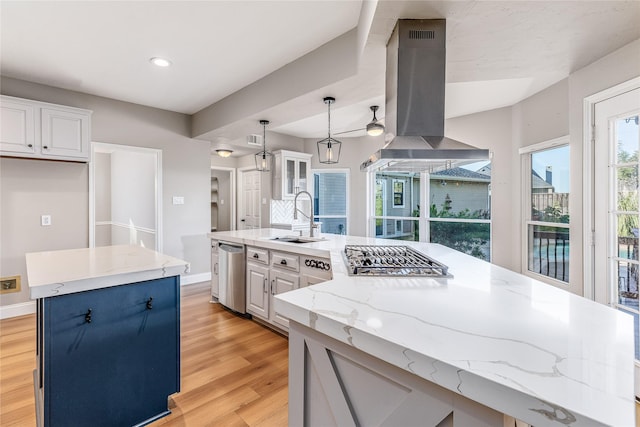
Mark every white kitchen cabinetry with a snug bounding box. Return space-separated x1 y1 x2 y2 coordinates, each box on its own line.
272 150 312 200
246 247 270 320
246 247 301 331
0 95 91 162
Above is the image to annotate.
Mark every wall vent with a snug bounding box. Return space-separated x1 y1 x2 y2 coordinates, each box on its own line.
246 134 262 147
409 30 435 40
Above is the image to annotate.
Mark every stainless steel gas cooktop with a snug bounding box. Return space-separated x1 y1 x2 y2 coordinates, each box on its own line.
342 245 450 277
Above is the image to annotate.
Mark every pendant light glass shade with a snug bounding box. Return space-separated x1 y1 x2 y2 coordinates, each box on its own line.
366 105 385 136
255 120 273 172
317 97 342 164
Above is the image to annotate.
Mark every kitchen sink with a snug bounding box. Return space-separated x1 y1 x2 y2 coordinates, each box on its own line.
270 236 326 244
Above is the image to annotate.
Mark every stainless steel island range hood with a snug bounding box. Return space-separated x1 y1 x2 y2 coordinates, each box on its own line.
361 19 490 172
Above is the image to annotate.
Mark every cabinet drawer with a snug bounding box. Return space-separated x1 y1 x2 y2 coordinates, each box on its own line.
247 247 269 264
272 251 299 272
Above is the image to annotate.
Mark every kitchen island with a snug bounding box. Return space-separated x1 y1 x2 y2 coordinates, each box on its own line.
26 245 189 427
210 228 634 427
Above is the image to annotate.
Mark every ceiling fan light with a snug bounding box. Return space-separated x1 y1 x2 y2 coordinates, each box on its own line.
216 149 233 158
366 122 385 136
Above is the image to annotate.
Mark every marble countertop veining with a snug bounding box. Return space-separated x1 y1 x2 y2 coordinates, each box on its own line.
26 245 189 299
209 229 634 427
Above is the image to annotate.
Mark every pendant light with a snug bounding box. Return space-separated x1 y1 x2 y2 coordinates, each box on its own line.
255 120 272 172
366 105 385 136
317 97 342 164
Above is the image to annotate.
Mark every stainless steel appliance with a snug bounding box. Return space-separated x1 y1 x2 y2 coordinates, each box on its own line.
342 245 450 277
218 242 247 314
361 19 490 173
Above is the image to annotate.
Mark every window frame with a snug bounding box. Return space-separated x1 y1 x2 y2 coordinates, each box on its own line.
519 136 570 288
367 169 492 260
311 168 350 235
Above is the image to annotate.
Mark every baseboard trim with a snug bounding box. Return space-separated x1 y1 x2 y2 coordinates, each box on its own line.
181 272 211 286
0 300 36 319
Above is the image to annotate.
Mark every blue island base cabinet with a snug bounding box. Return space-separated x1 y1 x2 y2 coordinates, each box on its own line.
35 276 180 427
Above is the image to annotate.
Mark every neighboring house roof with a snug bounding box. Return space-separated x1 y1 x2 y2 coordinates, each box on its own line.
532 170 554 190
431 167 491 182
476 164 492 176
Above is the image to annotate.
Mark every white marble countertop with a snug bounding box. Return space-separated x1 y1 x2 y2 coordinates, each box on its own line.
209 229 634 427
26 245 189 299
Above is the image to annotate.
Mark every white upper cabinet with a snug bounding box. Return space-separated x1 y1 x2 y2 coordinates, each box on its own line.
272 150 313 200
0 95 92 162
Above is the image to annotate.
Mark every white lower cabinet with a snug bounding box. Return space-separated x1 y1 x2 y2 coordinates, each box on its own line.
246 247 301 331
247 262 269 319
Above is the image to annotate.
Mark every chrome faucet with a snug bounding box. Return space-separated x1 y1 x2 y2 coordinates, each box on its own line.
293 190 317 237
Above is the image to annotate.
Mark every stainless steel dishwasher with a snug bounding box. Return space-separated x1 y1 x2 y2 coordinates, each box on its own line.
218 241 247 314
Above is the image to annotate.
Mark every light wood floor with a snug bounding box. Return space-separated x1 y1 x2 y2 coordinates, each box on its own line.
0 282 289 426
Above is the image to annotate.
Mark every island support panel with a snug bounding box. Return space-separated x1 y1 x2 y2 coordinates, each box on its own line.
289 321 504 427
35 276 180 427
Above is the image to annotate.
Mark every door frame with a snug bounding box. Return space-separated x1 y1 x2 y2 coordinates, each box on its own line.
89 142 163 251
583 76 640 300
210 166 237 231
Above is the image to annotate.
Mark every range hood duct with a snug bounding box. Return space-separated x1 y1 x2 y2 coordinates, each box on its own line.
361 19 490 172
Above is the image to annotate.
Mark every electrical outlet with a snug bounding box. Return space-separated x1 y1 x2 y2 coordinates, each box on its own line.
172 196 185 205
41 215 51 226
0 276 20 294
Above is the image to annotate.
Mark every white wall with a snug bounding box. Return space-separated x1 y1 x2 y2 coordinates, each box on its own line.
0 76 211 307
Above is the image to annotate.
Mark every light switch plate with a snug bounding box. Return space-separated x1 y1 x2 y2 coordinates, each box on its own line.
172 196 185 205
41 215 51 226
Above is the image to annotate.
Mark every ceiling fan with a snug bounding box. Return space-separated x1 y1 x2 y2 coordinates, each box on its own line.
334 105 385 136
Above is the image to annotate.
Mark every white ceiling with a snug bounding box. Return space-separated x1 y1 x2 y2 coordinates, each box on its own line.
2 1 639 154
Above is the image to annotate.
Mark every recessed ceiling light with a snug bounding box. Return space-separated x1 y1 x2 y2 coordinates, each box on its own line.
150 57 171 67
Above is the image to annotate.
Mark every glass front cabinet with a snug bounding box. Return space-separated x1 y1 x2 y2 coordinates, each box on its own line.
273 150 312 200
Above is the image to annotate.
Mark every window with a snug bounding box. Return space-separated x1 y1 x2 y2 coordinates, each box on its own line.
393 179 405 207
313 170 348 235
370 166 491 259
520 138 570 285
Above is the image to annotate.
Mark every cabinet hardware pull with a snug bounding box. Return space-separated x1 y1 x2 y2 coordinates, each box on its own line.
263 278 267 293
27 144 33 148
280 259 287 265
146 297 153 310
253 253 259 259
271 280 275 295
85 309 92 323
43 146 49 149
214 263 218 274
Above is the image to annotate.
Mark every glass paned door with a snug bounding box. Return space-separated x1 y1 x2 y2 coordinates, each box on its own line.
594 87 640 361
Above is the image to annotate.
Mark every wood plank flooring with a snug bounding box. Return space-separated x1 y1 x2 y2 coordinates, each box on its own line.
0 282 289 426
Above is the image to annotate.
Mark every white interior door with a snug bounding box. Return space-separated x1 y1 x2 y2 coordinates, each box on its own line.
593 87 640 390
239 169 261 230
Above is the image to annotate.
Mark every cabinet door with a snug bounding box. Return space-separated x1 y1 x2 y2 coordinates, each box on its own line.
247 263 269 320
285 158 296 197
44 277 179 426
297 159 309 193
40 107 90 160
0 98 36 155
270 269 299 329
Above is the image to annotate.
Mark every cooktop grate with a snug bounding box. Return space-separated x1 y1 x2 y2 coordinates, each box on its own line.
342 245 450 277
